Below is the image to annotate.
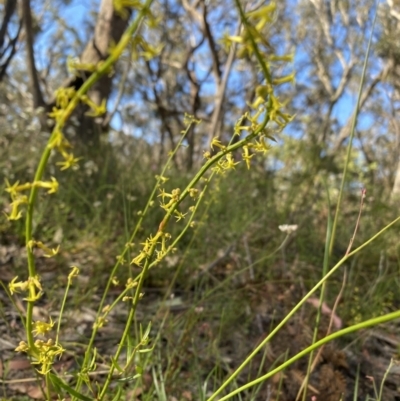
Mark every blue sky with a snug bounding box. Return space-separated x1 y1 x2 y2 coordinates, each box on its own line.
26 0 387 150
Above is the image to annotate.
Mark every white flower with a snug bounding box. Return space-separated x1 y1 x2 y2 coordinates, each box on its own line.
278 224 298 234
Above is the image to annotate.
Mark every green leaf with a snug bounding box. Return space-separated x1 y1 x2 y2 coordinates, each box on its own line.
111 356 124 373
141 321 152 342
111 386 122 401
48 373 92 401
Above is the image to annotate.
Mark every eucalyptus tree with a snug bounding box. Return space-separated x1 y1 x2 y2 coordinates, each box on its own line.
2 0 400 183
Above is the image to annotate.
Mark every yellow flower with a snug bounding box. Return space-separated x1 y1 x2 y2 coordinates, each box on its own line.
125 278 137 289
30 275 42 291
54 86 76 109
66 56 96 74
102 305 111 313
224 153 240 170
253 137 272 154
32 339 65 375
247 3 277 31
29 241 60 258
56 153 81 170
9 276 29 295
85 98 107 117
155 249 165 261
48 107 65 121
33 177 59 194
47 129 66 150
93 316 108 329
249 96 264 110
155 175 169 183
5 195 28 220
32 318 54 336
189 188 199 198
158 188 171 200
242 146 255 169
269 53 294 63
22 275 43 301
15 341 29 353
272 72 295 86
210 137 226 151
226 35 244 44
255 85 271 99
174 210 187 222
23 291 44 302
131 251 146 266
114 0 142 19
4 179 32 197
140 41 164 61
68 266 80 281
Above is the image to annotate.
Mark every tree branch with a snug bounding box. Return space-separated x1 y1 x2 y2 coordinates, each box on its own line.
22 0 45 108
201 2 222 82
332 59 394 152
0 18 22 82
0 0 17 49
207 25 239 145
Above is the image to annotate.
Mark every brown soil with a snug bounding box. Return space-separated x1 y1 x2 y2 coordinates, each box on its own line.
0 242 399 400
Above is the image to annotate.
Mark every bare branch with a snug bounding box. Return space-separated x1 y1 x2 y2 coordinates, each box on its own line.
201 2 222 82
207 25 239 145
333 59 394 152
49 0 131 109
0 0 17 49
182 0 203 25
0 18 22 82
21 0 45 108
330 58 355 102
183 0 222 82
313 51 334 96
309 0 333 46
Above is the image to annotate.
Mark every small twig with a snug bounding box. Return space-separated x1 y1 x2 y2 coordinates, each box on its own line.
102 45 134 127
345 188 366 256
306 268 347 379
297 189 366 400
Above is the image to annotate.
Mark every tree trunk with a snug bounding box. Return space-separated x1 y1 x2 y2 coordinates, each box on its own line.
65 0 132 146
391 159 400 200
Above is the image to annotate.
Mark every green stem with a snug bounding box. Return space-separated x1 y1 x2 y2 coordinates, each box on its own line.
207 215 400 401
329 1 379 255
234 0 272 84
75 116 193 392
22 0 154 394
98 248 154 399
301 181 333 401
97 104 270 397
216 309 400 401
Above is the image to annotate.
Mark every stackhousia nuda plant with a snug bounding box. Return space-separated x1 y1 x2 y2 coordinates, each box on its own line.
4 1 400 400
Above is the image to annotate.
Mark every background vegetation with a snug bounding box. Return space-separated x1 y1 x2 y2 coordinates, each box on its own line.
0 0 399 400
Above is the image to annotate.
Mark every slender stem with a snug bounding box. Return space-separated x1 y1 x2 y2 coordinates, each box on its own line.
329 1 379 255
98 108 271 397
75 117 193 392
98 253 153 399
234 0 272 85
216 309 400 401
21 0 154 394
207 215 400 401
